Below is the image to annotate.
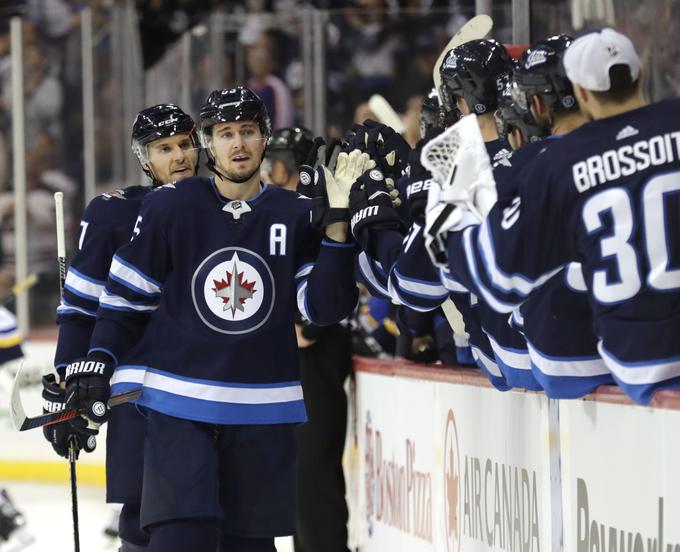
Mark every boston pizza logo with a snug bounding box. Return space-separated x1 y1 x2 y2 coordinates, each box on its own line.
192 247 275 334
444 409 461 552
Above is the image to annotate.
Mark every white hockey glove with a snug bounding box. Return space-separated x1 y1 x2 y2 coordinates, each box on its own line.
325 149 375 210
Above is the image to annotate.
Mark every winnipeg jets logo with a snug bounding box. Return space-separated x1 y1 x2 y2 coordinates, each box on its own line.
212 259 257 316
192 248 275 334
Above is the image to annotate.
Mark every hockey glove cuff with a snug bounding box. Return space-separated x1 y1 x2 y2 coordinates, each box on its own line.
349 169 405 258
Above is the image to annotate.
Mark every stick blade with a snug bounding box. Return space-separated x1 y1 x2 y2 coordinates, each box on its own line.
368 94 406 134
433 14 494 92
9 362 27 431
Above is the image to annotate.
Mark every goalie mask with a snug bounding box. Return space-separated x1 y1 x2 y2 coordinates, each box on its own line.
512 35 576 118
439 39 511 116
199 87 272 181
131 104 199 186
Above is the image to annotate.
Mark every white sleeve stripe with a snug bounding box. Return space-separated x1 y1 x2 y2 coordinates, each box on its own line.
358 252 389 298
387 278 433 312
65 270 105 300
487 335 531 370
477 221 562 297
393 270 448 298
296 281 311 321
57 303 96 317
463 228 519 313
100 292 158 312
439 268 468 293
526 340 608 377
470 345 504 377
295 264 314 280
598 343 680 385
110 257 162 296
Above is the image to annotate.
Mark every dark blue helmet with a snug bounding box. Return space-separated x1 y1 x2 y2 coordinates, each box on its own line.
267 126 314 168
131 103 198 185
495 78 547 144
199 86 272 139
512 35 576 115
439 39 511 116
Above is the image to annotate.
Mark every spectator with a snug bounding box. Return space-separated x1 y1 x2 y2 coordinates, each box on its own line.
245 31 294 129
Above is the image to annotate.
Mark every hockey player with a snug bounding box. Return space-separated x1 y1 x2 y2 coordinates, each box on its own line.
495 78 546 150
426 28 680 404
265 126 314 191
61 87 365 551
501 36 614 397
43 103 200 551
352 39 515 389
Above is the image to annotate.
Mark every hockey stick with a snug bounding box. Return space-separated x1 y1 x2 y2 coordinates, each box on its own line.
54 191 81 552
10 366 141 431
368 94 406 134
0 273 38 306
432 14 493 98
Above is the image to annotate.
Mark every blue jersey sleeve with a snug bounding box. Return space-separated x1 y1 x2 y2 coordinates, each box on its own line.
54 196 128 374
296 234 359 326
444 154 572 313
89 194 166 364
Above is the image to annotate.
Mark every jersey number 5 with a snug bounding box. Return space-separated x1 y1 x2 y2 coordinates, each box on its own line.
582 172 680 304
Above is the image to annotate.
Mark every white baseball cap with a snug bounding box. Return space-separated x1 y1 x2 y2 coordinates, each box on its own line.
563 28 640 91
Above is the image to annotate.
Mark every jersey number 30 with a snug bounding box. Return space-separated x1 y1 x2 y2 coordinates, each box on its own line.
582 172 680 304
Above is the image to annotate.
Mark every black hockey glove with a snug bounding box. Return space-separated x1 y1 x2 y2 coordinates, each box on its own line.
42 374 96 459
405 139 436 224
297 137 344 229
364 121 411 179
64 353 115 426
349 168 405 258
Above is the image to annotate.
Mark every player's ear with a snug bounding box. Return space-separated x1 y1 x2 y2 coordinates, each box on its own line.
574 83 589 106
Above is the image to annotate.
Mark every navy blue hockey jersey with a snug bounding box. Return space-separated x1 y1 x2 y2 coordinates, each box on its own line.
54 186 152 375
445 98 680 404
89 177 359 425
357 138 512 390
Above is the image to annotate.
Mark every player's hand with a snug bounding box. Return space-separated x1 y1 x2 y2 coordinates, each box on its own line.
297 137 344 229
42 374 96 459
364 121 411 179
64 354 115 427
349 168 405 258
330 149 375 209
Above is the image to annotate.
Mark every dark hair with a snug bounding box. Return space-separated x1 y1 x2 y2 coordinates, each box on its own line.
591 64 640 102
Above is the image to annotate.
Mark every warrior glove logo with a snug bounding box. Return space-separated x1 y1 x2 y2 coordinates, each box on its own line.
65 361 107 378
192 247 275 335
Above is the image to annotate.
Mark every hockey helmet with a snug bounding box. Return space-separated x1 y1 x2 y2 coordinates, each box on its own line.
512 35 576 115
267 126 314 168
439 39 511 116
495 78 547 144
130 103 199 185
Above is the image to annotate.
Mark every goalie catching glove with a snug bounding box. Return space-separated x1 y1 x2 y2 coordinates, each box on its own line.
349 168 405 258
64 352 115 427
42 374 97 458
